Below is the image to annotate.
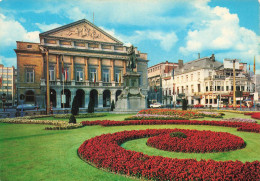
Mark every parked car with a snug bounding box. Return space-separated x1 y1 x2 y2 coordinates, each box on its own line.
150 102 162 108
16 104 39 111
175 104 182 108
194 104 204 108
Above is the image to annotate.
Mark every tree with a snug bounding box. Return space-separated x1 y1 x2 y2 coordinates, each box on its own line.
88 97 95 113
147 97 150 108
69 95 80 124
110 100 115 111
182 98 188 110
71 95 80 116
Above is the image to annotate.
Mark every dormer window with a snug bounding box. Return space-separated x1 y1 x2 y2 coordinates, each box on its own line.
27 45 32 49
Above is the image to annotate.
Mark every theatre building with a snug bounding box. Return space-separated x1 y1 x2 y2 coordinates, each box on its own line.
15 19 148 110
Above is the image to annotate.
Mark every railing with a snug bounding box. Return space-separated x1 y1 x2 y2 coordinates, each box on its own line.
103 82 112 87
75 82 85 86
89 82 99 86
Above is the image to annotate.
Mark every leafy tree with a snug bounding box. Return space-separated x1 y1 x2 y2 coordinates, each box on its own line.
182 98 188 110
110 100 115 111
88 97 95 113
69 115 76 124
71 95 80 116
147 97 150 108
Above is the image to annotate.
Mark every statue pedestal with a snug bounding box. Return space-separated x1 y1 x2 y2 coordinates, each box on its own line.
114 72 146 113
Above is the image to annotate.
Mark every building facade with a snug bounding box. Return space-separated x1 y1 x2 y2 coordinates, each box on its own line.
173 55 253 107
15 19 148 109
0 64 16 107
147 61 177 104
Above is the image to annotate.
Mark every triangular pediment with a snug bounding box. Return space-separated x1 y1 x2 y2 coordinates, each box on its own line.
40 19 123 44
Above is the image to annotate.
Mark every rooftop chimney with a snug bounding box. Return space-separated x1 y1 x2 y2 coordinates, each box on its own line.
178 59 183 68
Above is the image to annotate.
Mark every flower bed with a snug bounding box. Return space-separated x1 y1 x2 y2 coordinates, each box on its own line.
125 114 186 120
138 109 204 119
197 111 222 118
81 119 260 133
251 113 260 120
53 113 107 119
221 118 257 123
147 129 245 153
78 129 259 180
0 117 82 130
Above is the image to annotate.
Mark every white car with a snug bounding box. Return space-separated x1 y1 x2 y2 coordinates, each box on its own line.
150 102 162 108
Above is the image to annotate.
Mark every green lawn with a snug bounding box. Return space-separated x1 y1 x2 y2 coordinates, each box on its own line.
0 113 259 181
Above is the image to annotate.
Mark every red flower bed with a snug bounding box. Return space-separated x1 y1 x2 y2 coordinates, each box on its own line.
81 119 260 133
78 129 260 180
147 129 245 153
244 112 255 115
251 113 260 120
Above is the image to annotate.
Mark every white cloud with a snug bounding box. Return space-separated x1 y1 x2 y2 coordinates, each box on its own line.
66 7 87 21
35 23 62 32
0 56 16 68
0 13 40 47
179 5 258 62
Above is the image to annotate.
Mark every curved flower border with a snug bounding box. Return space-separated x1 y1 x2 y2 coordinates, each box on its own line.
78 129 260 180
81 119 260 133
147 129 245 153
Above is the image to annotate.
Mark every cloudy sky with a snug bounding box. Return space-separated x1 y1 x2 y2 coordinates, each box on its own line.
0 0 259 73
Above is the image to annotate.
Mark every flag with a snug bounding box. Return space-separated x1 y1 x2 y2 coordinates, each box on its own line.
0 76 2 88
65 68 68 82
172 69 174 79
61 55 64 74
93 73 96 83
253 56 255 75
249 64 250 71
119 72 121 86
154 86 157 92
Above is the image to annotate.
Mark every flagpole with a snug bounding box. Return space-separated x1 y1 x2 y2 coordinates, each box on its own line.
62 55 65 110
254 56 257 111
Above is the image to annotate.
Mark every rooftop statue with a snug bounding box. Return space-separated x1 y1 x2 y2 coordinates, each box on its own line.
127 45 137 72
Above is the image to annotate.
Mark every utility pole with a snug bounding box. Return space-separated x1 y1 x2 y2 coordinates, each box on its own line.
233 59 237 109
46 50 50 115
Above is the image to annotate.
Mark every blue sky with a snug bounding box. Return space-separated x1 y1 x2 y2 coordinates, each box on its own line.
0 0 259 73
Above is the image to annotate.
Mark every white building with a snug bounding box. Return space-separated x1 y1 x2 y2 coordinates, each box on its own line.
173 55 253 107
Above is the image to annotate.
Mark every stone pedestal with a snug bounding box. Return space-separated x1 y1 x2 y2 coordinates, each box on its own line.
114 72 146 113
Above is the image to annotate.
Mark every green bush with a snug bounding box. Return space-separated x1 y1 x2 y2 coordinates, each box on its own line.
182 98 188 110
88 97 95 113
69 115 76 124
169 132 187 138
111 100 115 111
71 96 80 116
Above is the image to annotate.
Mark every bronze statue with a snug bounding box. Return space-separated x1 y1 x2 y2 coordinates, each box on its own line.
127 45 137 71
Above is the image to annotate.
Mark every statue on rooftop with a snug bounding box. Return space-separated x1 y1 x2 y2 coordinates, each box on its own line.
127 45 137 72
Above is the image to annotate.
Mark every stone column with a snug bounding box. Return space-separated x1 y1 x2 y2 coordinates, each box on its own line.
71 56 74 80
98 92 103 108
70 89 76 108
56 89 61 108
111 89 116 103
56 55 60 79
84 57 89 81
123 60 126 74
111 59 114 82
98 58 102 81
85 91 90 108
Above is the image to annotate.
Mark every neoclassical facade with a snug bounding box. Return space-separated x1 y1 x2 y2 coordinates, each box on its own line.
15 19 148 109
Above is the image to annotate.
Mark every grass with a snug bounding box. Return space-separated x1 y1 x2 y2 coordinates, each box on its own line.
0 112 259 181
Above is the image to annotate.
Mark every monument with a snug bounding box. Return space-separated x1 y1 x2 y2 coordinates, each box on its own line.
114 45 146 113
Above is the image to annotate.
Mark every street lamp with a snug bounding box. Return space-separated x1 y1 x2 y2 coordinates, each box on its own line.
232 60 237 109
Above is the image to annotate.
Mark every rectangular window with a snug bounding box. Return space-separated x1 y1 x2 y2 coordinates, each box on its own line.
169 89 171 95
76 68 84 82
115 70 121 83
49 66 55 81
198 84 201 92
102 69 109 82
90 68 97 82
186 75 188 82
26 68 34 83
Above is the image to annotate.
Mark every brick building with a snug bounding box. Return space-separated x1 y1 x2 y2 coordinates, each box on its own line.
15 19 148 109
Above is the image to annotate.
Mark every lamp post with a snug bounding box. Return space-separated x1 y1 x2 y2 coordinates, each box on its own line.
232 59 237 109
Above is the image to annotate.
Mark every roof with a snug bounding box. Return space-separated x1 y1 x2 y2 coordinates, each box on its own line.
175 57 222 75
39 19 123 44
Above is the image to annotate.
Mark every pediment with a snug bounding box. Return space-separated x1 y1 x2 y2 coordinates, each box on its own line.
40 19 122 44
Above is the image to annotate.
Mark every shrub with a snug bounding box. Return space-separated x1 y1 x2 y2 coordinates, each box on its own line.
69 115 76 124
71 96 80 116
182 98 188 110
110 100 115 111
88 97 95 113
169 131 187 138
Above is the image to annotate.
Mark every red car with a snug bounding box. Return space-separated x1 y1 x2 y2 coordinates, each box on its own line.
194 104 204 108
